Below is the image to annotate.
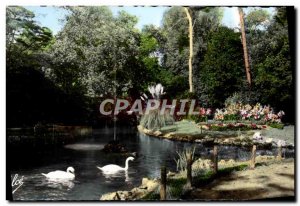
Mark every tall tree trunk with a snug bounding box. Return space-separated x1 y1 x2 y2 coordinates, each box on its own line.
184 7 194 93
238 8 251 87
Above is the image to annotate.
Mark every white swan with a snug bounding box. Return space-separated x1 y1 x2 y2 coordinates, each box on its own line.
42 167 75 180
97 157 134 173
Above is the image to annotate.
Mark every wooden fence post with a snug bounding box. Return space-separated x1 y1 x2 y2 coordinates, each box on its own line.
186 152 193 188
160 166 166 200
250 145 256 169
213 145 218 174
278 146 282 161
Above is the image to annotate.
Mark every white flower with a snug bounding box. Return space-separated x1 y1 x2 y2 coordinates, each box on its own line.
161 85 164 95
155 83 162 96
148 83 165 99
278 110 285 117
148 86 155 98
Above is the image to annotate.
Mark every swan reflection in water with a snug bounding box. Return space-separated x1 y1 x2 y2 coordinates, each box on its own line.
100 170 133 183
42 178 75 190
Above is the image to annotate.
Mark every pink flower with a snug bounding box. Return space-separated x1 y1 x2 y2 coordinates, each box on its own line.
206 108 212 115
200 108 206 116
240 110 247 115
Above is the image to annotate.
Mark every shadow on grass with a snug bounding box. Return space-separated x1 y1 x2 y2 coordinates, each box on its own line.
276 173 294 180
184 163 294 201
141 162 295 201
193 164 249 186
187 188 267 200
267 183 294 193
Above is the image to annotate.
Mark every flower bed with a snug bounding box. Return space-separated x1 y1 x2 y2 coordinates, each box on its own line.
183 103 284 123
206 123 267 131
201 122 284 131
214 103 285 123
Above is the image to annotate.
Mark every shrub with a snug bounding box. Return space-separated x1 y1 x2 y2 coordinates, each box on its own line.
167 178 186 199
140 109 175 130
174 147 196 173
185 115 207 123
267 122 284 129
225 92 244 106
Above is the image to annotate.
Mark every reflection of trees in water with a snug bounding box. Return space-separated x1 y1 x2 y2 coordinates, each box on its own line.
138 133 197 177
138 133 295 170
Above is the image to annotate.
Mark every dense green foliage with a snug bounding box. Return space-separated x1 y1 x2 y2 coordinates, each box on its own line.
249 8 293 122
200 26 245 107
6 6 53 71
6 6 294 127
6 6 91 127
49 7 145 97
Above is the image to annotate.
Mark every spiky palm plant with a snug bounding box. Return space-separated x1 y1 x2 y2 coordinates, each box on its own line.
140 109 174 130
139 84 174 130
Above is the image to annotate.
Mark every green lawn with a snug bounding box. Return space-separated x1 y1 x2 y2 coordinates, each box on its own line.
159 120 253 138
160 120 202 134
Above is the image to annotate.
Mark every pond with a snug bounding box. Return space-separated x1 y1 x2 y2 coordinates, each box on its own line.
9 127 294 201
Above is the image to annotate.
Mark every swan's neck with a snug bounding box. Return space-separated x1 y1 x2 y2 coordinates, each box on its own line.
124 159 130 170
